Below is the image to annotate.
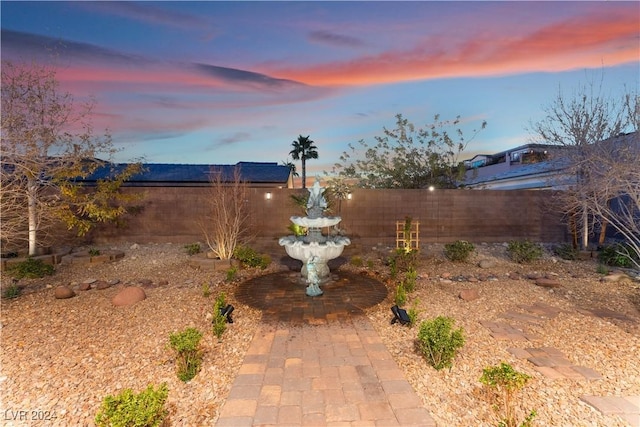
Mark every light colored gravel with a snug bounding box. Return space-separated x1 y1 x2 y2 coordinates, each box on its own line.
1 242 639 426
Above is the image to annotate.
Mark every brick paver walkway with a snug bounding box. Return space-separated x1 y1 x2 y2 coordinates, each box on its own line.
219 269 436 426
580 395 640 426
507 347 602 380
215 318 436 426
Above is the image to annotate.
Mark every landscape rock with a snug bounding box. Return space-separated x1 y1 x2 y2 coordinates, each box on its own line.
78 283 91 291
535 278 563 288
459 288 480 301
54 286 76 299
601 273 630 283
138 278 153 287
112 286 147 307
478 259 496 269
158 280 169 286
95 281 111 290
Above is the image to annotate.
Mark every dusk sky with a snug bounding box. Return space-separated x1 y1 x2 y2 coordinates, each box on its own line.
1 1 638 178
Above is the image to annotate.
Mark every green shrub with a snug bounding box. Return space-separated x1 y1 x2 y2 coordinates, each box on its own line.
287 222 306 237
95 383 168 427
388 248 417 279
394 282 407 307
184 243 201 255
169 327 203 382
89 248 101 256
407 299 420 327
212 293 228 340
404 266 418 293
480 362 536 427
596 264 610 275
233 245 270 269
507 240 543 264
2 284 21 300
366 259 375 269
350 256 364 267
6 258 54 279
444 240 476 262
598 242 638 268
201 282 211 298
416 316 465 370
225 266 238 282
553 243 578 261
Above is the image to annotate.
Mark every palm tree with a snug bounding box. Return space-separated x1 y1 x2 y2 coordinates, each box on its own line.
289 135 318 189
280 160 299 188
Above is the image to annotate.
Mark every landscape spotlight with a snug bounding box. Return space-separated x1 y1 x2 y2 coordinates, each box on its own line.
347 192 352 200
219 304 235 323
390 305 410 325
266 192 272 200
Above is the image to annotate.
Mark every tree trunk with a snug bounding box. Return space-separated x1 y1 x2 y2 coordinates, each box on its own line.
301 158 307 189
581 205 589 250
27 178 38 256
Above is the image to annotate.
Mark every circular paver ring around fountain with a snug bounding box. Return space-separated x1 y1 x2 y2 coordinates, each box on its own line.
235 270 389 324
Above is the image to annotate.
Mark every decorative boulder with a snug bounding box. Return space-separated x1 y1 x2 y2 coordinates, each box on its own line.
459 289 480 301
112 286 146 307
54 286 76 299
478 259 496 269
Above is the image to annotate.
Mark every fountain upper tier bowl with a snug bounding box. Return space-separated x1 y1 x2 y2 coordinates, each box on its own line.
289 216 342 228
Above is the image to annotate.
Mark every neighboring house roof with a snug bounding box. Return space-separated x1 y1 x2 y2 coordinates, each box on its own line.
464 157 572 190
462 131 639 190
87 161 291 186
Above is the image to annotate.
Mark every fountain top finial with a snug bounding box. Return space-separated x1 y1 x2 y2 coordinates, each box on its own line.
306 177 327 219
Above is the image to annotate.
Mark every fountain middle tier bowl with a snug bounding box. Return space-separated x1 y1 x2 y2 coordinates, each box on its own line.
290 216 342 228
278 237 350 262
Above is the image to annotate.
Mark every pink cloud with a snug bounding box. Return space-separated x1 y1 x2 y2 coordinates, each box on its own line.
267 9 639 86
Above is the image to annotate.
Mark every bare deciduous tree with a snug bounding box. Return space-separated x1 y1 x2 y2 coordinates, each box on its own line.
200 166 250 260
1 60 142 255
529 76 633 250
579 133 639 268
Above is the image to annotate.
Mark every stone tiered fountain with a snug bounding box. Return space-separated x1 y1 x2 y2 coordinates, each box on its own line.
279 178 351 295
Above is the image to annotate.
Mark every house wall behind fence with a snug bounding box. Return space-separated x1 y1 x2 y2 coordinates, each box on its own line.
90 187 568 250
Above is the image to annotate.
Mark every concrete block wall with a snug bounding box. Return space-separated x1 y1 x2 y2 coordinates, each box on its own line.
90 186 567 248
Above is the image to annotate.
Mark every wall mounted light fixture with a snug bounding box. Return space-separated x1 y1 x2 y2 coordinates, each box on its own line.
266 192 272 200
347 192 352 200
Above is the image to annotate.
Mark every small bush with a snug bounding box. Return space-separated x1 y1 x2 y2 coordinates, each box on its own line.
388 248 417 279
394 282 407 307
225 266 238 282
596 264 610 275
507 240 543 264
407 299 420 327
201 282 211 298
350 256 364 267
598 242 638 268
444 240 475 262
553 243 578 261
95 383 168 427
287 223 306 237
416 316 465 370
6 258 54 279
2 284 21 300
404 267 418 293
212 293 228 340
233 245 270 269
169 327 203 382
480 362 536 427
89 248 101 256
184 243 201 255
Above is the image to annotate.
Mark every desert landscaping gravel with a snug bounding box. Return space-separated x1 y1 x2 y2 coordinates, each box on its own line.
1 242 639 426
